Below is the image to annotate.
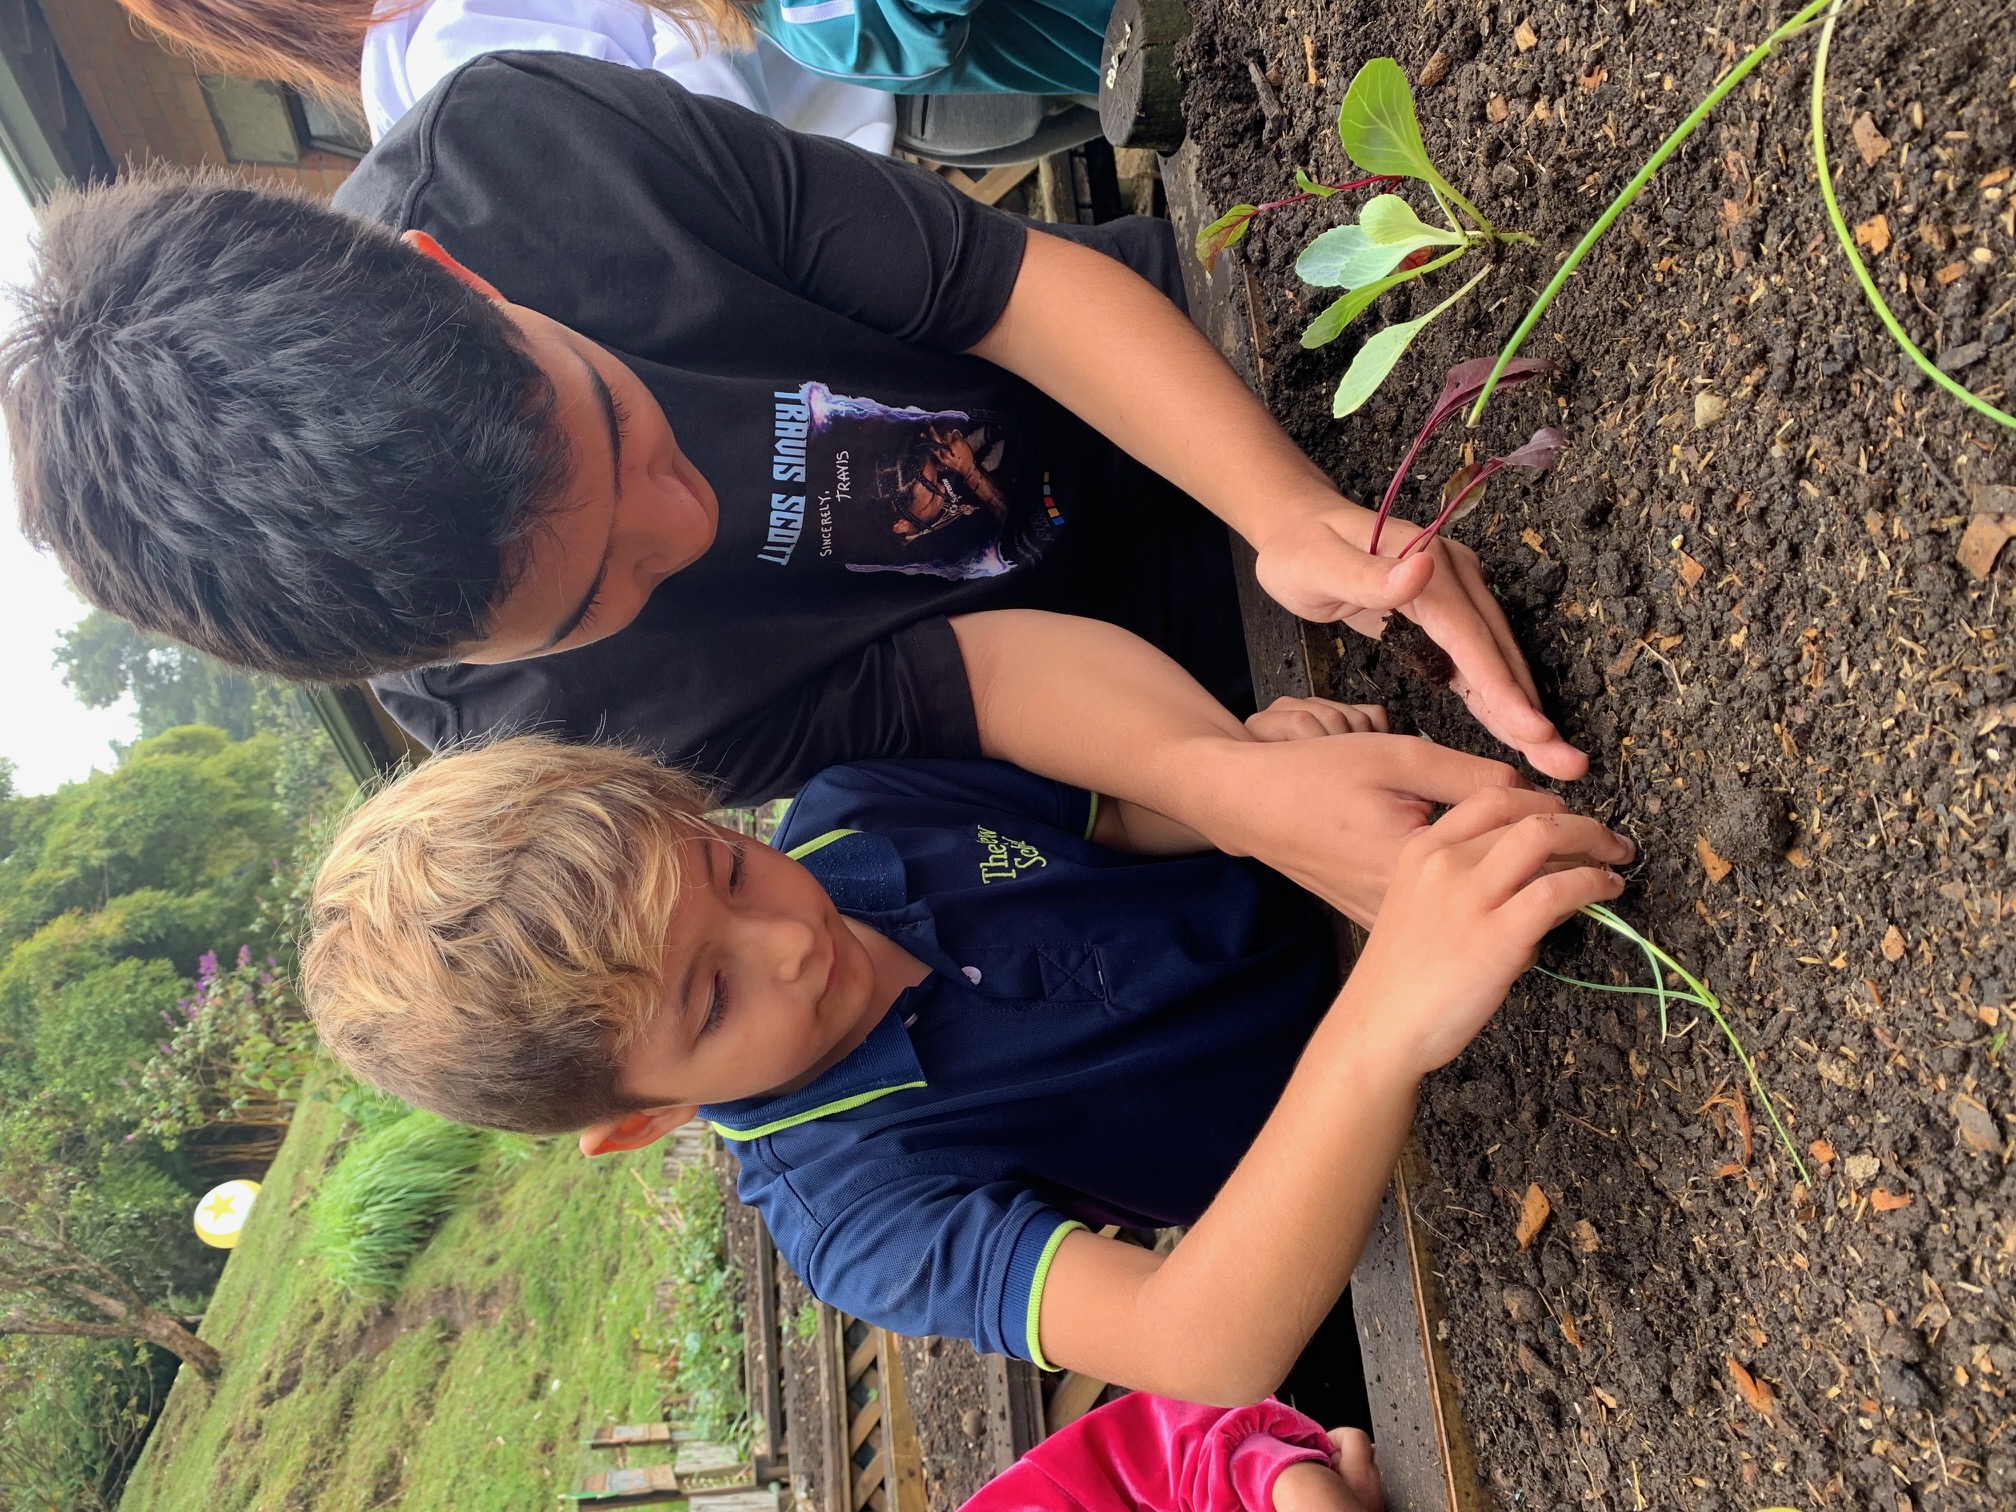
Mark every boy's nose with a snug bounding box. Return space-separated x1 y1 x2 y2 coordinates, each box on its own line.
740 913 821 984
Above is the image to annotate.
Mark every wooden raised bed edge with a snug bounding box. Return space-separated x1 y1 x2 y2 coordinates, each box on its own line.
1159 138 1487 1512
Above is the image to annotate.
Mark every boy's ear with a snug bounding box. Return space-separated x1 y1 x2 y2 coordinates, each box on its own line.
578 1106 698 1159
401 230 505 303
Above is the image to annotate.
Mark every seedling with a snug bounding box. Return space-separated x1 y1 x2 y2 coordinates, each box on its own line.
1468 0 1836 424
1395 427 1567 560
1812 0 2013 429
1297 59 1532 418
1551 905 1812 1187
1195 170 1403 274
1366 355 1559 555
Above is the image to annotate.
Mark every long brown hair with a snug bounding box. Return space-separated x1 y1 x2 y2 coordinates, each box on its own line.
118 0 757 107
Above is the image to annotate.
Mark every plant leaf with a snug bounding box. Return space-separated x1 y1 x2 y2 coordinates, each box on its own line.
1299 246 1468 348
1195 205 1257 272
1294 224 1375 286
1498 427 1569 472
1726 1357 1775 1417
1441 462 1488 523
1337 57 1490 234
1514 1183 1550 1250
1292 168 1338 198
1359 193 1466 248
1331 264 1492 419
1298 197 1460 289
1337 59 1438 180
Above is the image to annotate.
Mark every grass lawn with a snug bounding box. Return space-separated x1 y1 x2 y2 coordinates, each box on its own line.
119 1090 675 1512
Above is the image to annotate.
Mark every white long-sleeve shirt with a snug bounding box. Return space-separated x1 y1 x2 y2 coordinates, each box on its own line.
360 0 897 151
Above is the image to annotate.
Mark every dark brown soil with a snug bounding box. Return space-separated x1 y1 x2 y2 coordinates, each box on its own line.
1178 1 2015 1507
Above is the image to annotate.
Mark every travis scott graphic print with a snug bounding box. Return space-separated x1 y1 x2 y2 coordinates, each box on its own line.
762 383 1060 579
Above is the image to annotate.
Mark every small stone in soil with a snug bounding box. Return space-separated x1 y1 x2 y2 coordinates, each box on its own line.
959 1408 986 1439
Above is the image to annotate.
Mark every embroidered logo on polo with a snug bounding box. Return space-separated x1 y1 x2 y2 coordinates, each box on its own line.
759 383 1057 577
975 825 1047 883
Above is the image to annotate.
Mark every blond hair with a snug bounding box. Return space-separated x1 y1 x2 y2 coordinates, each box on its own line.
303 736 714 1133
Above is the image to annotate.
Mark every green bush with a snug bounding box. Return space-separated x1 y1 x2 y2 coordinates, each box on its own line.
308 1113 492 1294
653 1158 747 1448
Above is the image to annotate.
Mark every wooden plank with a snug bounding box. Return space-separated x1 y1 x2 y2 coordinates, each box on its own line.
983 1356 1045 1467
874 1332 928 1512
587 1423 674 1447
747 1229 785 1475
845 1331 880 1382
846 1392 882 1453
850 1450 886 1509
1042 1371 1109 1436
818 1304 852 1512
952 161 1036 205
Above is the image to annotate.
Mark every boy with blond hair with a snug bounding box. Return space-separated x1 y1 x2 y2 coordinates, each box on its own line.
306 734 1630 1403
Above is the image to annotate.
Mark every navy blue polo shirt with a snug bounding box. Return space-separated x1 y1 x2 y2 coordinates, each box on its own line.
698 760 1334 1365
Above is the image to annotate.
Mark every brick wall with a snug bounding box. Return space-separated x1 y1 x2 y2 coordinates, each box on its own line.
41 0 356 196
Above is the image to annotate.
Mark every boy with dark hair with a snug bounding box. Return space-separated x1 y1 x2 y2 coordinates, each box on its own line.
303 724 1633 1402
4 53 1583 922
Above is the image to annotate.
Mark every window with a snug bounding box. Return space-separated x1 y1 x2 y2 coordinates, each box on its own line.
199 76 369 165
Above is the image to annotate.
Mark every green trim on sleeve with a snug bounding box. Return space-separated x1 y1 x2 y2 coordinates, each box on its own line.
1082 792 1100 841
1023 1219 1087 1372
785 828 860 861
708 1081 926 1142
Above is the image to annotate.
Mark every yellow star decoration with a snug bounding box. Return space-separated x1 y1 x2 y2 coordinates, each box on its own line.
201 1192 238 1222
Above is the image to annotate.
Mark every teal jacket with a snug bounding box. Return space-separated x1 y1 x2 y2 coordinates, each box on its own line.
749 0 1111 95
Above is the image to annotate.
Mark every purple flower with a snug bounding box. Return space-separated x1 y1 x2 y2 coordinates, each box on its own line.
196 951 219 983
237 945 253 968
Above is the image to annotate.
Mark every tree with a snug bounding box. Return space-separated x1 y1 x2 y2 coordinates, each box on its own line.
0 1216 220 1378
54 612 263 742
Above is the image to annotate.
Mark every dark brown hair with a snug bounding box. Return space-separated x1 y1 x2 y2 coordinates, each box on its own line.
117 0 758 105
1 171 568 679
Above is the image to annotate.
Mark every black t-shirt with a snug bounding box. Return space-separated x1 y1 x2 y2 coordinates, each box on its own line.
336 54 1244 802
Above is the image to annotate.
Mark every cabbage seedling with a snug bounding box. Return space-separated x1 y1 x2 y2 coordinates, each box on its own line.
1195 169 1403 275
1298 59 1533 418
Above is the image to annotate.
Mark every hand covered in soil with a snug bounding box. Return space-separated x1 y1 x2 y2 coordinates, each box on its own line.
1345 788 1632 1078
1194 732 1531 928
1250 506 1588 782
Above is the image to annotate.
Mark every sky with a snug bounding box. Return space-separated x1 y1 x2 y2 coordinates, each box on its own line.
0 173 138 796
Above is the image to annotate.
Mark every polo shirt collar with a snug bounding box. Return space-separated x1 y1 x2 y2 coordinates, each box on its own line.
701 1004 926 1141
701 828 926 1141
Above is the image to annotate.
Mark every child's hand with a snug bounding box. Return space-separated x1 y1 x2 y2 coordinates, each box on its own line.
1272 1428 1383 1512
1346 788 1632 1078
1244 697 1390 742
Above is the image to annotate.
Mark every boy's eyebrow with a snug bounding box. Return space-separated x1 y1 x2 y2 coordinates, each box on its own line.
673 840 723 1026
537 352 625 651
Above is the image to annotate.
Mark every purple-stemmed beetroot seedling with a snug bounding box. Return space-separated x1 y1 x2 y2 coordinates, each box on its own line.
1393 427 1566 560
1365 356 1559 556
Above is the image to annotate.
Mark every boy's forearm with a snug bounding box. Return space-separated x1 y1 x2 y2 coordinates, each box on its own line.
950 609 1253 837
968 229 1338 551
1039 985 1424 1403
